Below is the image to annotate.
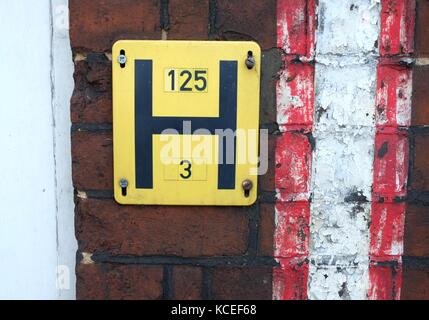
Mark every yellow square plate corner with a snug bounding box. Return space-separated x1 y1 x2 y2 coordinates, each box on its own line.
112 40 261 206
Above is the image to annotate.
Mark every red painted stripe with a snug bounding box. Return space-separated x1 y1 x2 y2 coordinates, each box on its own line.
376 62 412 127
368 259 402 300
273 257 309 300
369 0 415 300
277 0 316 59
380 0 415 56
274 0 316 300
275 133 312 203
277 57 314 132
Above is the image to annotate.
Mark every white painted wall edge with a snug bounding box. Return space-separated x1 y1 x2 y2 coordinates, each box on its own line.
0 0 76 299
51 0 77 300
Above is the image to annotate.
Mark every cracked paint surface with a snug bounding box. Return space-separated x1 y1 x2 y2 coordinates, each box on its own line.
308 0 380 300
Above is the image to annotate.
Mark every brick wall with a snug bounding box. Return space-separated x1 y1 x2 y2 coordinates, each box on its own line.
70 0 429 300
70 0 280 300
402 0 429 300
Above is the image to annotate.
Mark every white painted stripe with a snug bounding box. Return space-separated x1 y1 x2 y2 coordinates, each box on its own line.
308 0 380 300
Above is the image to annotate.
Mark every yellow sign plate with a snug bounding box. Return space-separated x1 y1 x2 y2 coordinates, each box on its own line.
113 40 261 205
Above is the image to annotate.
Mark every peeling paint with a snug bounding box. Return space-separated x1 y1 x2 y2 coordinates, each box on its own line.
274 0 317 300
308 264 369 300
316 0 380 56
308 0 380 300
368 0 414 300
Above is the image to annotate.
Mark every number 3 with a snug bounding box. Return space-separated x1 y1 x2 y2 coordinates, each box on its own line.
180 160 192 179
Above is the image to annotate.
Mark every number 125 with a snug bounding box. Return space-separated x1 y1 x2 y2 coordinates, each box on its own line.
165 68 208 93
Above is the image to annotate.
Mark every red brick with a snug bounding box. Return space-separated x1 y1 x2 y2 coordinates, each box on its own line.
259 204 275 256
404 204 429 257
275 132 312 202
172 266 202 300
274 202 309 258
71 55 112 124
71 131 113 190
373 131 409 197
259 135 276 192
260 49 283 125
411 65 429 125
410 134 429 190
211 267 272 300
277 0 317 58
277 59 315 131
368 261 402 300
215 0 276 49
76 198 249 257
380 0 415 56
76 263 163 300
168 0 209 40
401 266 429 300
273 257 308 300
69 0 161 52
376 64 412 127
416 0 429 56
370 202 405 257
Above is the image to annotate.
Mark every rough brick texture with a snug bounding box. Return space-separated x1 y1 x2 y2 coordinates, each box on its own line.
259 204 275 256
410 134 429 191
416 0 429 56
404 205 429 257
172 266 203 300
77 263 163 300
70 0 279 300
211 267 272 299
76 198 249 256
402 266 429 300
70 0 161 52
214 0 277 49
72 131 113 190
411 65 429 126
403 1 429 300
71 54 112 124
168 0 209 40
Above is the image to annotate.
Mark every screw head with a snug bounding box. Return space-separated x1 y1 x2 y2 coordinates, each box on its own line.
119 179 128 188
117 54 127 65
245 56 255 69
242 179 253 191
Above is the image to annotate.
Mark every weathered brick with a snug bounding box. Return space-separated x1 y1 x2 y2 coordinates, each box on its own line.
411 65 429 126
275 132 312 202
404 204 429 257
215 0 276 49
76 263 163 300
76 198 249 257
401 266 429 300
71 54 112 124
274 202 309 258
71 131 113 190
260 49 283 126
168 0 209 39
259 134 276 192
416 0 429 56
172 266 202 300
69 0 161 52
273 257 308 300
410 134 429 191
259 204 275 256
211 267 272 299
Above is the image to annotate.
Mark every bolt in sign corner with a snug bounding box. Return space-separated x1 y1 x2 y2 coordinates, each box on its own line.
113 40 261 206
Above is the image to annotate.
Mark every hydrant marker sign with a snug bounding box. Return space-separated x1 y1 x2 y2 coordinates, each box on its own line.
113 41 261 205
